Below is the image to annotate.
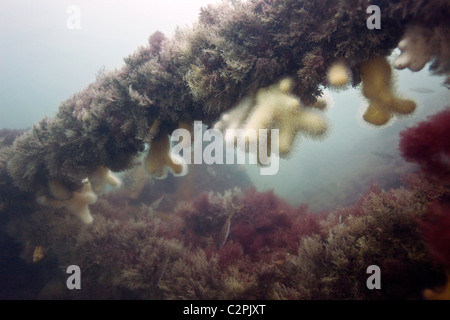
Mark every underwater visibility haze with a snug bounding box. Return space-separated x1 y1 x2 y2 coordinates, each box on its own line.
0 0 449 300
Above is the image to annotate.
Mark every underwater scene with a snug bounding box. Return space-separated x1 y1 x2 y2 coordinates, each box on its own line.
0 0 449 301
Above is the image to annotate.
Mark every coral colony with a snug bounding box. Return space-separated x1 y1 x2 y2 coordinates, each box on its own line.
172 120 280 175
0 0 449 300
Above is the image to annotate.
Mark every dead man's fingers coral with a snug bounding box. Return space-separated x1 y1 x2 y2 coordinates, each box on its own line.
362 102 392 127
37 182 98 224
88 166 122 194
393 25 433 72
360 56 416 126
63 183 98 224
423 271 450 300
145 131 188 179
243 78 328 157
327 60 352 89
48 180 73 201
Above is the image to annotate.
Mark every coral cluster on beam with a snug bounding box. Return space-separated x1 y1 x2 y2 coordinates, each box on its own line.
214 78 329 157
244 79 328 156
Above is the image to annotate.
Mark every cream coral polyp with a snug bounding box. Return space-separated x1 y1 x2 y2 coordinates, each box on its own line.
145 132 187 179
37 182 98 224
327 61 352 88
360 56 416 126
